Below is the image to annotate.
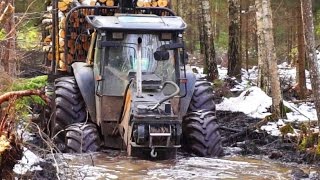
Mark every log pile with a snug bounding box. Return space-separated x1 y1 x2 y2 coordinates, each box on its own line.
136 0 169 7
42 0 170 71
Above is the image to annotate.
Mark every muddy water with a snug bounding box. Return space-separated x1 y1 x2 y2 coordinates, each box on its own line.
53 150 318 180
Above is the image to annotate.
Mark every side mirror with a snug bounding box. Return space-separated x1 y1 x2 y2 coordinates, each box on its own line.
180 51 189 65
154 50 169 61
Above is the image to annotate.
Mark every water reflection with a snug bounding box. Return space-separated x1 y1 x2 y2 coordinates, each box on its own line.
53 150 315 180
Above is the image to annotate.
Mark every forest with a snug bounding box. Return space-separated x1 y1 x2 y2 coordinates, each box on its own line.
0 0 320 179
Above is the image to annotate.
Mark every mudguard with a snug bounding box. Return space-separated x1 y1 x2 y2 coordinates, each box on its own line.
179 71 197 117
71 62 96 122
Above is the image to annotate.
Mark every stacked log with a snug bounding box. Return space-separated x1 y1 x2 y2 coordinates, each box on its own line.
136 0 169 7
42 0 170 71
42 0 103 71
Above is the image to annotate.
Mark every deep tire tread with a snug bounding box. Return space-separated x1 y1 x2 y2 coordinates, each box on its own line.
183 79 223 157
65 123 100 153
51 77 88 152
183 112 223 157
189 80 216 111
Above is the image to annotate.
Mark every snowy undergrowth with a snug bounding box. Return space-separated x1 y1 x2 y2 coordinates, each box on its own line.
188 63 317 137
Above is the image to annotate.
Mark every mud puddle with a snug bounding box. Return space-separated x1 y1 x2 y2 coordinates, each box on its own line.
50 150 318 179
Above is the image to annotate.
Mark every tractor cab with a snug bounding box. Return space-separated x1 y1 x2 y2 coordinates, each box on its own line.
85 14 188 157
86 14 187 94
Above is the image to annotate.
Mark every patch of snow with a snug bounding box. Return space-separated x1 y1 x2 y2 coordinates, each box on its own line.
216 85 318 136
277 119 285 126
224 147 243 155
16 126 35 142
216 87 272 118
14 147 44 174
218 66 228 79
261 122 281 136
284 102 317 122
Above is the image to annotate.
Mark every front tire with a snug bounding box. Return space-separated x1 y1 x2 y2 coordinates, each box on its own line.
51 77 87 151
65 123 100 153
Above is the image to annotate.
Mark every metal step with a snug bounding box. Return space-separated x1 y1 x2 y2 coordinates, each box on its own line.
149 132 171 137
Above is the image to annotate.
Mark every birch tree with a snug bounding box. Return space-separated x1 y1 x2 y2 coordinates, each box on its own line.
227 0 241 80
201 0 218 81
301 0 320 124
296 1 307 99
255 0 269 92
255 0 283 118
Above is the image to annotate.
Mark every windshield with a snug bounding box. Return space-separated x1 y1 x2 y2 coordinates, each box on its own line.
103 34 176 96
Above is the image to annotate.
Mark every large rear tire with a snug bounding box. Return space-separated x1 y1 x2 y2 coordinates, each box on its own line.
65 123 100 153
188 80 215 112
51 76 87 151
183 111 223 156
183 79 223 157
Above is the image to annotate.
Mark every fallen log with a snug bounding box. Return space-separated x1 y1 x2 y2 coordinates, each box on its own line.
158 0 168 7
0 89 49 105
106 0 114 6
222 116 272 143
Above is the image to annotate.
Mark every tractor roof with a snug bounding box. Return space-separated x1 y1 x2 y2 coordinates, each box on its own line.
85 14 187 32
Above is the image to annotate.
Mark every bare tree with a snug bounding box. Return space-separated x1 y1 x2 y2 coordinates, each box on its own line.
227 0 241 80
255 0 269 92
296 0 307 99
198 2 205 54
255 0 283 118
0 0 16 76
201 0 218 81
301 0 320 124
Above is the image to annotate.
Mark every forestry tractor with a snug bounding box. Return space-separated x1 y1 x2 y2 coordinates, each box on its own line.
44 0 222 158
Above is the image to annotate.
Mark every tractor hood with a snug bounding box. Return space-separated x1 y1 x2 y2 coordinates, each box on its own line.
85 14 187 32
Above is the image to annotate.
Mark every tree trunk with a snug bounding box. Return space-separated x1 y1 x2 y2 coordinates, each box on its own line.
256 0 283 118
201 0 218 81
301 0 320 125
198 2 205 55
2 0 16 76
297 1 307 99
245 10 249 71
255 0 269 92
227 0 241 80
262 0 283 118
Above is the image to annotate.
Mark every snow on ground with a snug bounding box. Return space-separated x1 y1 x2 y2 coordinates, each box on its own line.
211 63 317 137
188 63 316 121
13 147 44 174
216 87 272 119
216 85 317 122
